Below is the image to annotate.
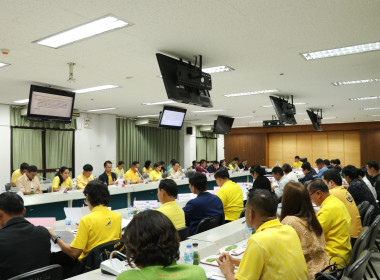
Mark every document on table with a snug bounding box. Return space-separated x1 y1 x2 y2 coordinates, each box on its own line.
50 230 75 253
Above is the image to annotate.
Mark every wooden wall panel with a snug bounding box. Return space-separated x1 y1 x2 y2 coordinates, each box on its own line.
296 133 313 163
328 132 344 163
344 131 361 167
269 134 283 167
282 134 297 164
360 129 380 166
312 132 328 164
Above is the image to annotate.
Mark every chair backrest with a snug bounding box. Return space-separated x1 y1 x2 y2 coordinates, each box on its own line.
240 208 246 218
196 215 222 234
177 226 190 241
344 250 371 280
80 239 124 273
367 215 380 250
8 264 62 280
363 205 375 227
357 201 370 222
349 226 371 266
4 182 11 191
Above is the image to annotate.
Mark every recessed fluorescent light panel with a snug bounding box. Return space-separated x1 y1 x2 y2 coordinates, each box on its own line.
142 100 176 106
370 114 380 117
34 15 129 48
136 114 159 118
224 89 279 98
191 109 224 113
13 99 29 104
233 116 254 119
0 62 10 68
302 41 380 60
362 107 380 111
261 102 306 108
332 78 380 86
202 66 234 74
249 121 263 123
74 85 119 94
349 96 380 101
87 107 116 112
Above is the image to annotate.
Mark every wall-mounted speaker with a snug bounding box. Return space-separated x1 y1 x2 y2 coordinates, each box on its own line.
186 127 193 135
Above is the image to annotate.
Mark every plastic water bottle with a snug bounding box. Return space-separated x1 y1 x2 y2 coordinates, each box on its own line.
184 244 193 264
192 243 199 265
145 201 150 211
127 205 134 218
127 180 130 185
30 187 35 195
65 218 72 231
72 181 76 191
244 225 253 239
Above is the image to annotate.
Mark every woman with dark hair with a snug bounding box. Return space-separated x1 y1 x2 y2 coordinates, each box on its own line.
113 161 125 178
218 159 227 170
117 210 207 280
142 160 152 174
52 166 73 192
249 164 271 193
280 181 329 279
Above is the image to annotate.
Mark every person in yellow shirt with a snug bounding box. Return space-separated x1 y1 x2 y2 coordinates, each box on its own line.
49 180 122 277
293 156 303 169
215 169 244 222
308 179 352 266
11 162 29 187
76 164 94 190
228 157 239 172
150 162 162 182
142 160 152 174
217 189 309 280
156 179 185 229
322 169 362 246
52 167 73 192
99 161 117 186
125 161 143 184
112 161 125 179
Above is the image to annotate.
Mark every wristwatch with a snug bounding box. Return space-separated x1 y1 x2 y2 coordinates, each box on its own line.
52 235 61 244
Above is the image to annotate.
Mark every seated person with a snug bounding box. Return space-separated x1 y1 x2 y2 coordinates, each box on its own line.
280 182 330 279
117 210 207 280
316 158 328 178
249 164 271 193
188 160 197 170
52 166 73 192
49 181 122 277
207 161 219 174
324 159 333 169
299 162 317 185
168 161 184 179
217 189 308 280
196 159 208 173
282 163 298 182
238 159 249 171
11 162 29 187
322 169 362 246
218 159 228 170
214 169 244 222
166 159 176 172
358 167 377 200
331 159 342 172
16 165 42 195
149 162 162 182
159 161 166 174
0 192 51 280
293 156 303 169
157 179 185 229
183 172 224 235
228 157 240 172
272 166 290 201
76 164 94 189
99 160 117 185
142 160 152 174
113 161 125 178
125 161 143 184
308 180 351 266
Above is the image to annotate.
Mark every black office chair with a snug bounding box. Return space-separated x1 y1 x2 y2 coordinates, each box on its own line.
195 215 222 234
5 182 11 191
364 215 380 280
363 205 375 227
357 201 370 223
343 250 371 280
299 158 307 163
348 227 371 266
8 264 62 280
240 208 246 218
177 226 190 241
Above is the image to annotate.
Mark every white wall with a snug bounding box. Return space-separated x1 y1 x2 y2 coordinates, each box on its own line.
75 114 116 177
217 134 225 161
179 125 196 169
0 105 11 188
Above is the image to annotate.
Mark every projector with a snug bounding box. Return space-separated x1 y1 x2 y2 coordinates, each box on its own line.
263 120 285 127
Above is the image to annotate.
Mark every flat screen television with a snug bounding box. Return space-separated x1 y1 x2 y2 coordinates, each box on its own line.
269 96 297 125
158 106 187 130
213 116 234 134
27 85 75 123
306 109 323 131
156 53 213 108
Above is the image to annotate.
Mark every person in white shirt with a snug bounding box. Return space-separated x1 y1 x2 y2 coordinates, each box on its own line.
168 161 184 179
272 166 290 201
358 167 377 201
15 165 42 195
282 163 299 182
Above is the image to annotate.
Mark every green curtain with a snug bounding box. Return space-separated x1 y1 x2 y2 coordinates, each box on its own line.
116 118 180 167
195 126 218 162
196 138 207 161
206 138 217 161
12 128 43 170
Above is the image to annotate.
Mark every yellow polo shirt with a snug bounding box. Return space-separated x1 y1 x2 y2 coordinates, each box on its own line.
157 201 185 229
52 176 73 191
71 205 122 261
11 169 23 185
76 174 94 189
236 219 309 280
330 186 362 238
124 169 140 183
228 163 239 171
293 161 303 169
149 170 162 181
216 180 244 221
142 167 153 174
317 195 352 265
113 168 125 178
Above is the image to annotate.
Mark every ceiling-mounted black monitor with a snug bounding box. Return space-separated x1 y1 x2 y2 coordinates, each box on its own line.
27 85 75 123
158 105 187 130
307 109 323 131
156 53 213 108
213 116 234 135
269 95 297 125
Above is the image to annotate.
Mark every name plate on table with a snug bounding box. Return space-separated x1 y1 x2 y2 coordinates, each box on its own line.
133 200 158 209
177 193 197 200
26 217 56 227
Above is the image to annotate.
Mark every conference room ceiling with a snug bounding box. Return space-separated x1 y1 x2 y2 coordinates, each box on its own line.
0 0 380 127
